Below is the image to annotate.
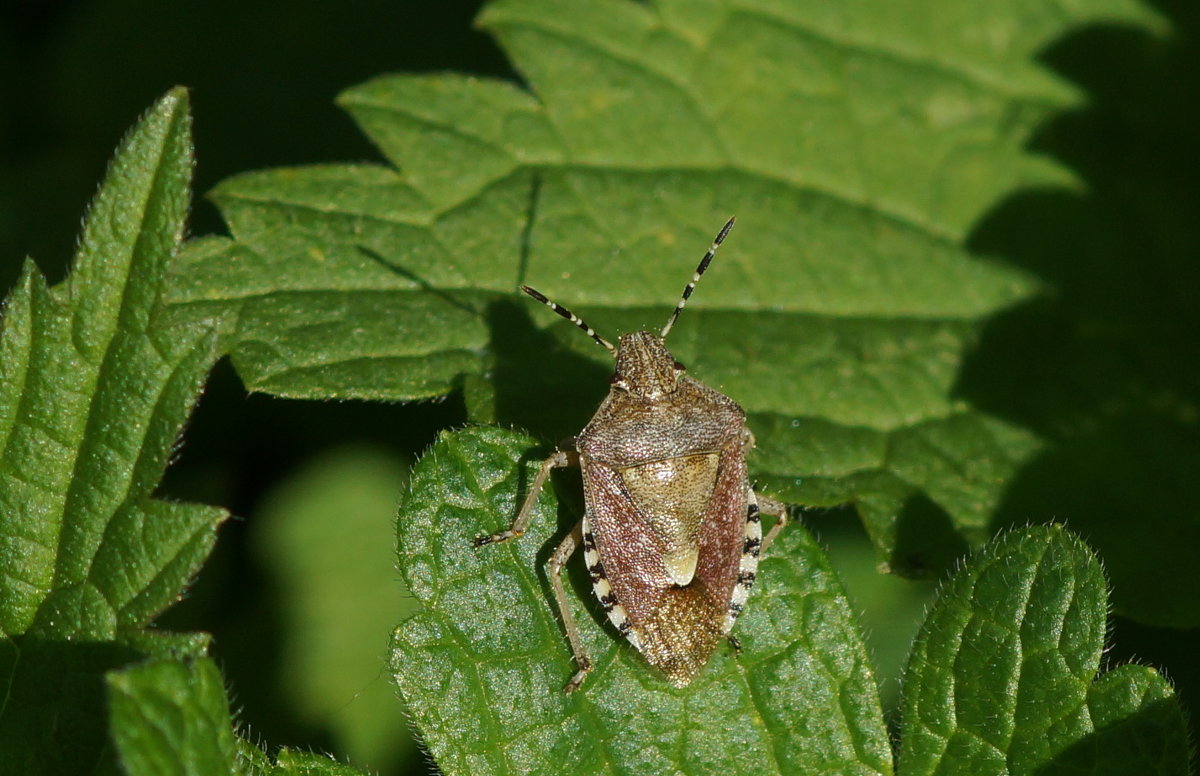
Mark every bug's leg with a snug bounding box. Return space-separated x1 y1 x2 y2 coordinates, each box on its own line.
755 493 790 555
473 450 576 546
547 519 594 693
739 428 790 552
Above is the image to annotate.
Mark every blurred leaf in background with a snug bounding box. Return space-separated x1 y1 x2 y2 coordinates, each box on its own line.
251 445 420 773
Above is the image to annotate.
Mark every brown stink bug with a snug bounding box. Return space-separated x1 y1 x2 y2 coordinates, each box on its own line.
474 217 789 692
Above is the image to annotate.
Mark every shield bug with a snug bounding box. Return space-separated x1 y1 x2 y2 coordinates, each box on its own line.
474 217 789 692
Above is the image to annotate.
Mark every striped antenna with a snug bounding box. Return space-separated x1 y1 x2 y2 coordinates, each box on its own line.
521 285 616 354
660 216 735 339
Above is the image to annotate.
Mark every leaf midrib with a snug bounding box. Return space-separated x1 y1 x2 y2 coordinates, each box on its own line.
45 103 179 624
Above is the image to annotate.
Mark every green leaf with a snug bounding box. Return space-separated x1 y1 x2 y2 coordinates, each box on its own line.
0 87 224 641
0 636 162 774
0 90 227 771
391 426 892 776
168 0 1161 585
269 750 373 776
107 658 372 776
107 658 242 776
898 526 1190 775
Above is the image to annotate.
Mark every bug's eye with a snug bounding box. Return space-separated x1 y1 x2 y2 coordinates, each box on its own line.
610 374 630 390
673 360 687 372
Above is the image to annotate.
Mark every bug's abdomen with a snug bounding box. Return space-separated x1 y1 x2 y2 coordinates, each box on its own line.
582 514 642 651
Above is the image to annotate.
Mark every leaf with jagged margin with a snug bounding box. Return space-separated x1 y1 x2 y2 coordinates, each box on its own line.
898 526 1191 775
391 425 892 776
0 88 224 641
0 89 227 772
108 658 372 776
167 0 1158 580
108 658 243 776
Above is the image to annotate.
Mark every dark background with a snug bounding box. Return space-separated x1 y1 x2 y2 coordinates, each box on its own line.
2 3 509 772
2 1 1196 774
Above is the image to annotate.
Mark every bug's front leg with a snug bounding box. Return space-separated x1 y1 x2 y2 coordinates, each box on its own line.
472 449 576 546
547 519 594 693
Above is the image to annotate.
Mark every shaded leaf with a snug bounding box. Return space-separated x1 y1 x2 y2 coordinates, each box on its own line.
169 0 1159 586
958 6 1200 627
0 636 156 774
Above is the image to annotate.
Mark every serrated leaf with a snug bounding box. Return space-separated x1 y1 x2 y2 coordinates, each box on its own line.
269 750 372 776
0 90 228 772
0 88 225 641
107 658 242 776
897 526 1190 775
169 0 1159 583
391 426 892 776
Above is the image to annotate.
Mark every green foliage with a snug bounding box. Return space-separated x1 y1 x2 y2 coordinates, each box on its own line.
107 658 370 776
0 89 220 642
164 0 1192 623
108 659 242 776
393 426 892 775
0 89 370 776
1 0 1195 773
394 429 1190 775
899 527 1190 775
0 89 229 774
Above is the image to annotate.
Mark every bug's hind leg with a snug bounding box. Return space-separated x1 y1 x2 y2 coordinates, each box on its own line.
547 519 593 692
755 493 790 555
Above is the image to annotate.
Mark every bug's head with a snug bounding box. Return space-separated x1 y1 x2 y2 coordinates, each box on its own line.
612 331 685 399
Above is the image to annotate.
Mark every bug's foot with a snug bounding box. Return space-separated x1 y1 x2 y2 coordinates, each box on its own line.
726 634 742 655
472 529 523 547
563 657 593 693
